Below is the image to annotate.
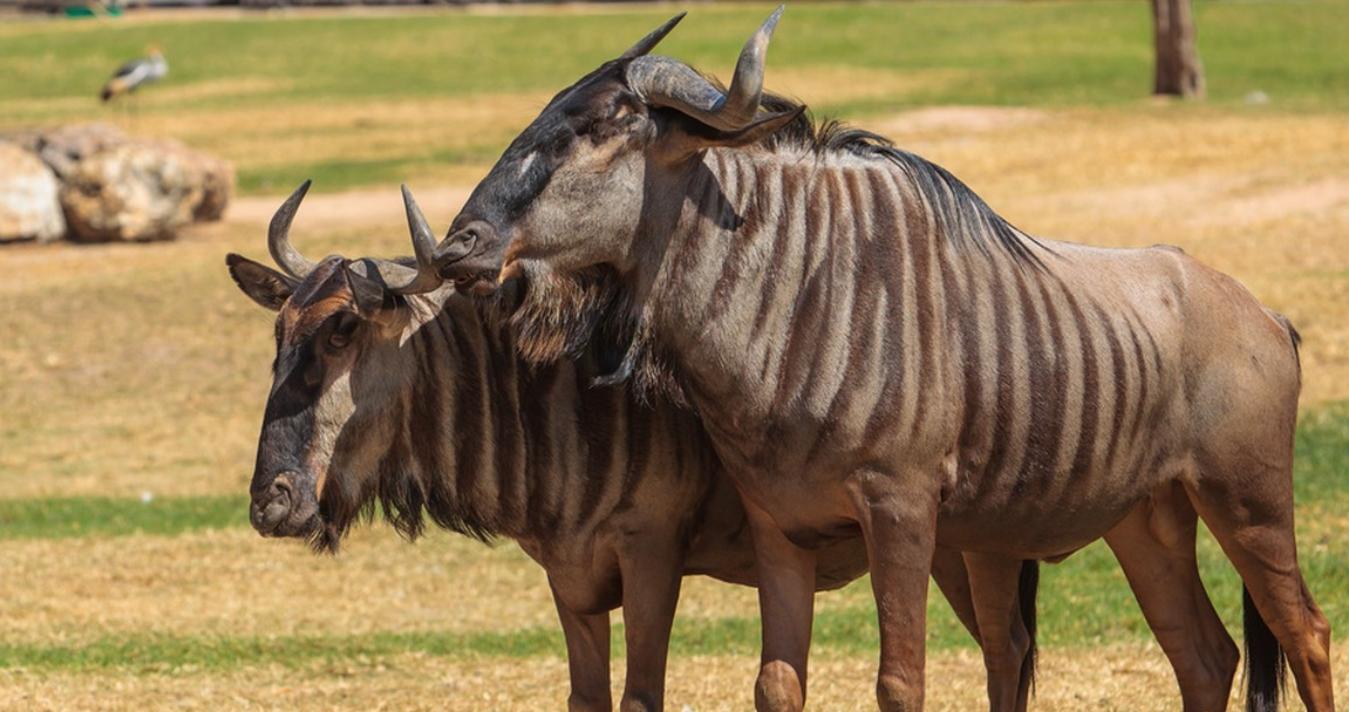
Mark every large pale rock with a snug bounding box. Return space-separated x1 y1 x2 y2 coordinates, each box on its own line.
1 123 234 243
0 141 66 243
20 123 128 181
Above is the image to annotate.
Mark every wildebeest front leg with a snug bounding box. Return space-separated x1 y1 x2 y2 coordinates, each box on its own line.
552 582 613 712
848 471 940 712
615 536 684 712
745 498 818 712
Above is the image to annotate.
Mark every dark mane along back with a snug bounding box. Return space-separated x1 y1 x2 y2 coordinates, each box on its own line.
757 94 1045 266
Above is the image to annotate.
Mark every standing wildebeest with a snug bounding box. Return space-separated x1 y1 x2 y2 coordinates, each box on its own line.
227 183 881 711
432 10 1332 712
237 185 1254 712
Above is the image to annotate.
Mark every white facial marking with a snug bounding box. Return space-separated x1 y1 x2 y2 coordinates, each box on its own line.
517 151 539 178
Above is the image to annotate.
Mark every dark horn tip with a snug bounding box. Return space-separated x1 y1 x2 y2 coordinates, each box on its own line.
621 11 688 59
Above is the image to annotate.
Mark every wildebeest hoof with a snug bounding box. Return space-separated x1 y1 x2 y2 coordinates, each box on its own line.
755 660 804 712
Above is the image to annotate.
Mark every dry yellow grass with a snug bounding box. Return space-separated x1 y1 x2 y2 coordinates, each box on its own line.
2 105 1346 501
0 526 851 646
4 645 1347 711
885 107 1349 403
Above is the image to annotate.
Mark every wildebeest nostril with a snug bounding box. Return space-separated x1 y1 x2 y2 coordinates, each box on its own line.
271 475 294 500
251 474 296 534
435 222 490 269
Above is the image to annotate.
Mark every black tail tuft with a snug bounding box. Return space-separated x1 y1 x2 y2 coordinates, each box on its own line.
1244 586 1286 712
100 86 113 102
1017 559 1040 698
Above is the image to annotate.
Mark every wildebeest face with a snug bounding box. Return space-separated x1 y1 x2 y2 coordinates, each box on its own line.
439 62 656 294
436 9 799 295
226 182 446 550
228 255 411 544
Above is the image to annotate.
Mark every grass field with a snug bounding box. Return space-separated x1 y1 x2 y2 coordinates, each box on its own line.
2 1 1347 709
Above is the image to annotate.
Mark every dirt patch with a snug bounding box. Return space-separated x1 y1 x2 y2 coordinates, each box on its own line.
871 106 1048 136
1186 176 1349 228
228 184 473 233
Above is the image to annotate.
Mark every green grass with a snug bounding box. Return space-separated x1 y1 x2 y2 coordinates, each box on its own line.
4 2 1344 108
1 1 1344 193
0 495 246 540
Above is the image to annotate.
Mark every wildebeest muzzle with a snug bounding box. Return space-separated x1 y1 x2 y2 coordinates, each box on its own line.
250 470 320 538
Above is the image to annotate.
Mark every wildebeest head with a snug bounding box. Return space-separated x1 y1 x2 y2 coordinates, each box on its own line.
226 182 446 550
436 8 799 294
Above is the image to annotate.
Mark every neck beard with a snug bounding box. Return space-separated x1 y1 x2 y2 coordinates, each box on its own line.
507 261 688 407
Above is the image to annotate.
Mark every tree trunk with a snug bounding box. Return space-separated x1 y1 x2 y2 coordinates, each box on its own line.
1151 0 1205 98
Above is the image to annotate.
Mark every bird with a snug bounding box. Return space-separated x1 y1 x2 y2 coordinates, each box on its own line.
100 46 168 103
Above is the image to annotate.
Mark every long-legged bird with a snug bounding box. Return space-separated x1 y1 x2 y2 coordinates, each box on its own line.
100 46 167 103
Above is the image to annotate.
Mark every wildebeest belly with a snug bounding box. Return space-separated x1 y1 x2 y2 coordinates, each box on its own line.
935 439 1194 558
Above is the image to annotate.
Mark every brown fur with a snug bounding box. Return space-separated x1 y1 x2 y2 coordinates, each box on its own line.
436 14 1333 711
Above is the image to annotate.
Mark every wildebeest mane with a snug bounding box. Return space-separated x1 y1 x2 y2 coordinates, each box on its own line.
753 93 1045 266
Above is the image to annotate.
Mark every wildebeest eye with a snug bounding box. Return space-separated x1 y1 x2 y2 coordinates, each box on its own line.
327 313 359 351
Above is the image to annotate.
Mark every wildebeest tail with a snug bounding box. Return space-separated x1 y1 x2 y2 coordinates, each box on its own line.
1244 585 1286 712
1266 309 1302 372
1018 559 1039 697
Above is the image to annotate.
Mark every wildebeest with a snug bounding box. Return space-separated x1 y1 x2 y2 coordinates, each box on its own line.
227 183 879 710
432 9 1332 712
233 182 1046 709
237 185 1260 712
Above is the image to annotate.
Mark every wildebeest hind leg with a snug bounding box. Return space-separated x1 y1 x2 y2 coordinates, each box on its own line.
1186 457 1334 711
1104 483 1237 712
930 545 982 645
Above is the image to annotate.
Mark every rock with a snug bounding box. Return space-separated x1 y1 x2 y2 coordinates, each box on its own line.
61 142 195 242
188 147 234 222
55 135 231 242
36 123 129 181
0 141 66 243
0 123 233 243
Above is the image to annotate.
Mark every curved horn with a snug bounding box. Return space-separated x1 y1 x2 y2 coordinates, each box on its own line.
626 6 783 132
619 12 686 59
268 180 317 279
353 185 446 296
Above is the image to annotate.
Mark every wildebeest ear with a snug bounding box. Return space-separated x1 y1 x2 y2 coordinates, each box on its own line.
691 105 804 150
226 253 296 311
663 105 805 157
345 262 390 318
